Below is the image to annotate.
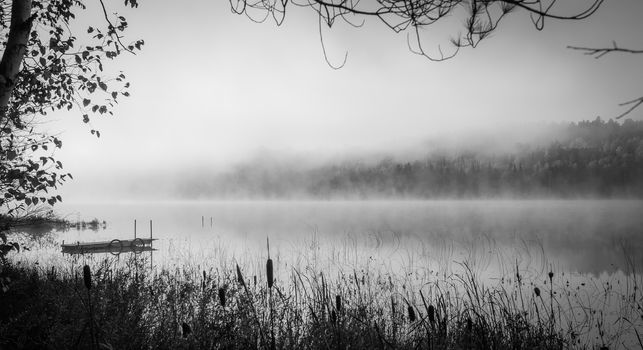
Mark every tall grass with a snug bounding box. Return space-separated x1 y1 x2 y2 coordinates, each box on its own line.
2 240 642 349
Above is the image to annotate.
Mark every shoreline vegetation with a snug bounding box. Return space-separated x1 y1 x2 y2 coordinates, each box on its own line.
0 208 106 233
1 235 642 349
1 209 106 261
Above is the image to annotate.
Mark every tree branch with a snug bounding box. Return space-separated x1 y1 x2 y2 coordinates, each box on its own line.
568 41 643 59
97 0 135 55
568 41 643 119
616 96 643 120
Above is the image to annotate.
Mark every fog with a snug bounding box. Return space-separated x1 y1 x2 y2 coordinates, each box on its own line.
54 119 643 201
38 0 643 202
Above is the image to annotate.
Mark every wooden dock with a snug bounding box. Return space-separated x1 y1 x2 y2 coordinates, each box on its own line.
61 238 157 255
62 219 157 256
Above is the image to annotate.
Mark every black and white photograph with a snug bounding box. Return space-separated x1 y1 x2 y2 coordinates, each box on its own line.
1 0 642 348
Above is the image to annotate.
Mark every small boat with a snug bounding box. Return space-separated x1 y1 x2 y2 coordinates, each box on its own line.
61 238 157 255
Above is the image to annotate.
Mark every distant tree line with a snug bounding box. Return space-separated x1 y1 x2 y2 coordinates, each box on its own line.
181 118 643 199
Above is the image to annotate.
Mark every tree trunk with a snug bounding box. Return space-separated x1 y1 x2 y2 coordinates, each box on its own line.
0 0 34 117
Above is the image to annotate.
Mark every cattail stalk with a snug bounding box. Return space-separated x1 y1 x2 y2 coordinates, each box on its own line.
83 265 96 349
236 264 245 287
267 259 274 289
266 237 276 349
548 270 555 328
408 305 416 322
534 287 543 331
83 265 92 290
236 264 266 347
182 322 191 338
428 304 436 324
218 287 226 307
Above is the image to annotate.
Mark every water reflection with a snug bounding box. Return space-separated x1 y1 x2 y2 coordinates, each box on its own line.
10 200 643 276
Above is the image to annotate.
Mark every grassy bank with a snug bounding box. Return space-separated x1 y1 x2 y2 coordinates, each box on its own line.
2 250 640 350
1 208 106 237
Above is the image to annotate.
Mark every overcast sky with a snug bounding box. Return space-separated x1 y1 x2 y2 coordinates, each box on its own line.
47 0 643 200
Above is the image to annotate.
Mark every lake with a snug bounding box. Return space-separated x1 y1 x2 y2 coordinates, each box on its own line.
13 199 643 279
8 199 643 347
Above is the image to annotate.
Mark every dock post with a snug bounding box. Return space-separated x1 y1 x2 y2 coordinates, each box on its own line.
134 219 137 239
201 216 204 228
150 219 153 270
210 216 213 227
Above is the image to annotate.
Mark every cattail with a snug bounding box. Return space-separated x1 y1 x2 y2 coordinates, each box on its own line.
428 304 436 324
218 287 226 307
254 275 257 286
266 237 274 288
202 270 206 291
236 264 245 286
548 271 554 281
181 322 191 338
335 295 342 312
534 287 541 297
266 258 274 288
408 305 416 322
83 265 92 290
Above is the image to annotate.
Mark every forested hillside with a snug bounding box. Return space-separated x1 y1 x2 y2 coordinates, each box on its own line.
179 118 643 198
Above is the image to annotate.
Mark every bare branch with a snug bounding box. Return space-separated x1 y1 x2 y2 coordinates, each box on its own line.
568 41 643 59
616 96 643 120
233 0 605 66
568 41 643 119
318 12 347 69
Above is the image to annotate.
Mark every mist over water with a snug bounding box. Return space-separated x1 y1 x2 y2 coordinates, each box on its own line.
35 199 641 277
58 118 643 201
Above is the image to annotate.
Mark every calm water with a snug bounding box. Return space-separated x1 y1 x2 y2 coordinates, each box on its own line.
13 200 643 278
9 199 642 347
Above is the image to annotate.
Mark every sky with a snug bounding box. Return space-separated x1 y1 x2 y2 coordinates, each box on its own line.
45 0 643 200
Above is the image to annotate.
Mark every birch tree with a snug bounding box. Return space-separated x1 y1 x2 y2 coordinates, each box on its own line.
0 0 142 214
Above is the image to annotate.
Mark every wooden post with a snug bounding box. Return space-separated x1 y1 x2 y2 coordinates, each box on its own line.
134 219 137 239
201 216 204 227
150 219 153 270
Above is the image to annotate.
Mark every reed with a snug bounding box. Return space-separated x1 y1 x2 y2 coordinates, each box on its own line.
1 241 641 349
218 286 226 307
82 264 97 350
